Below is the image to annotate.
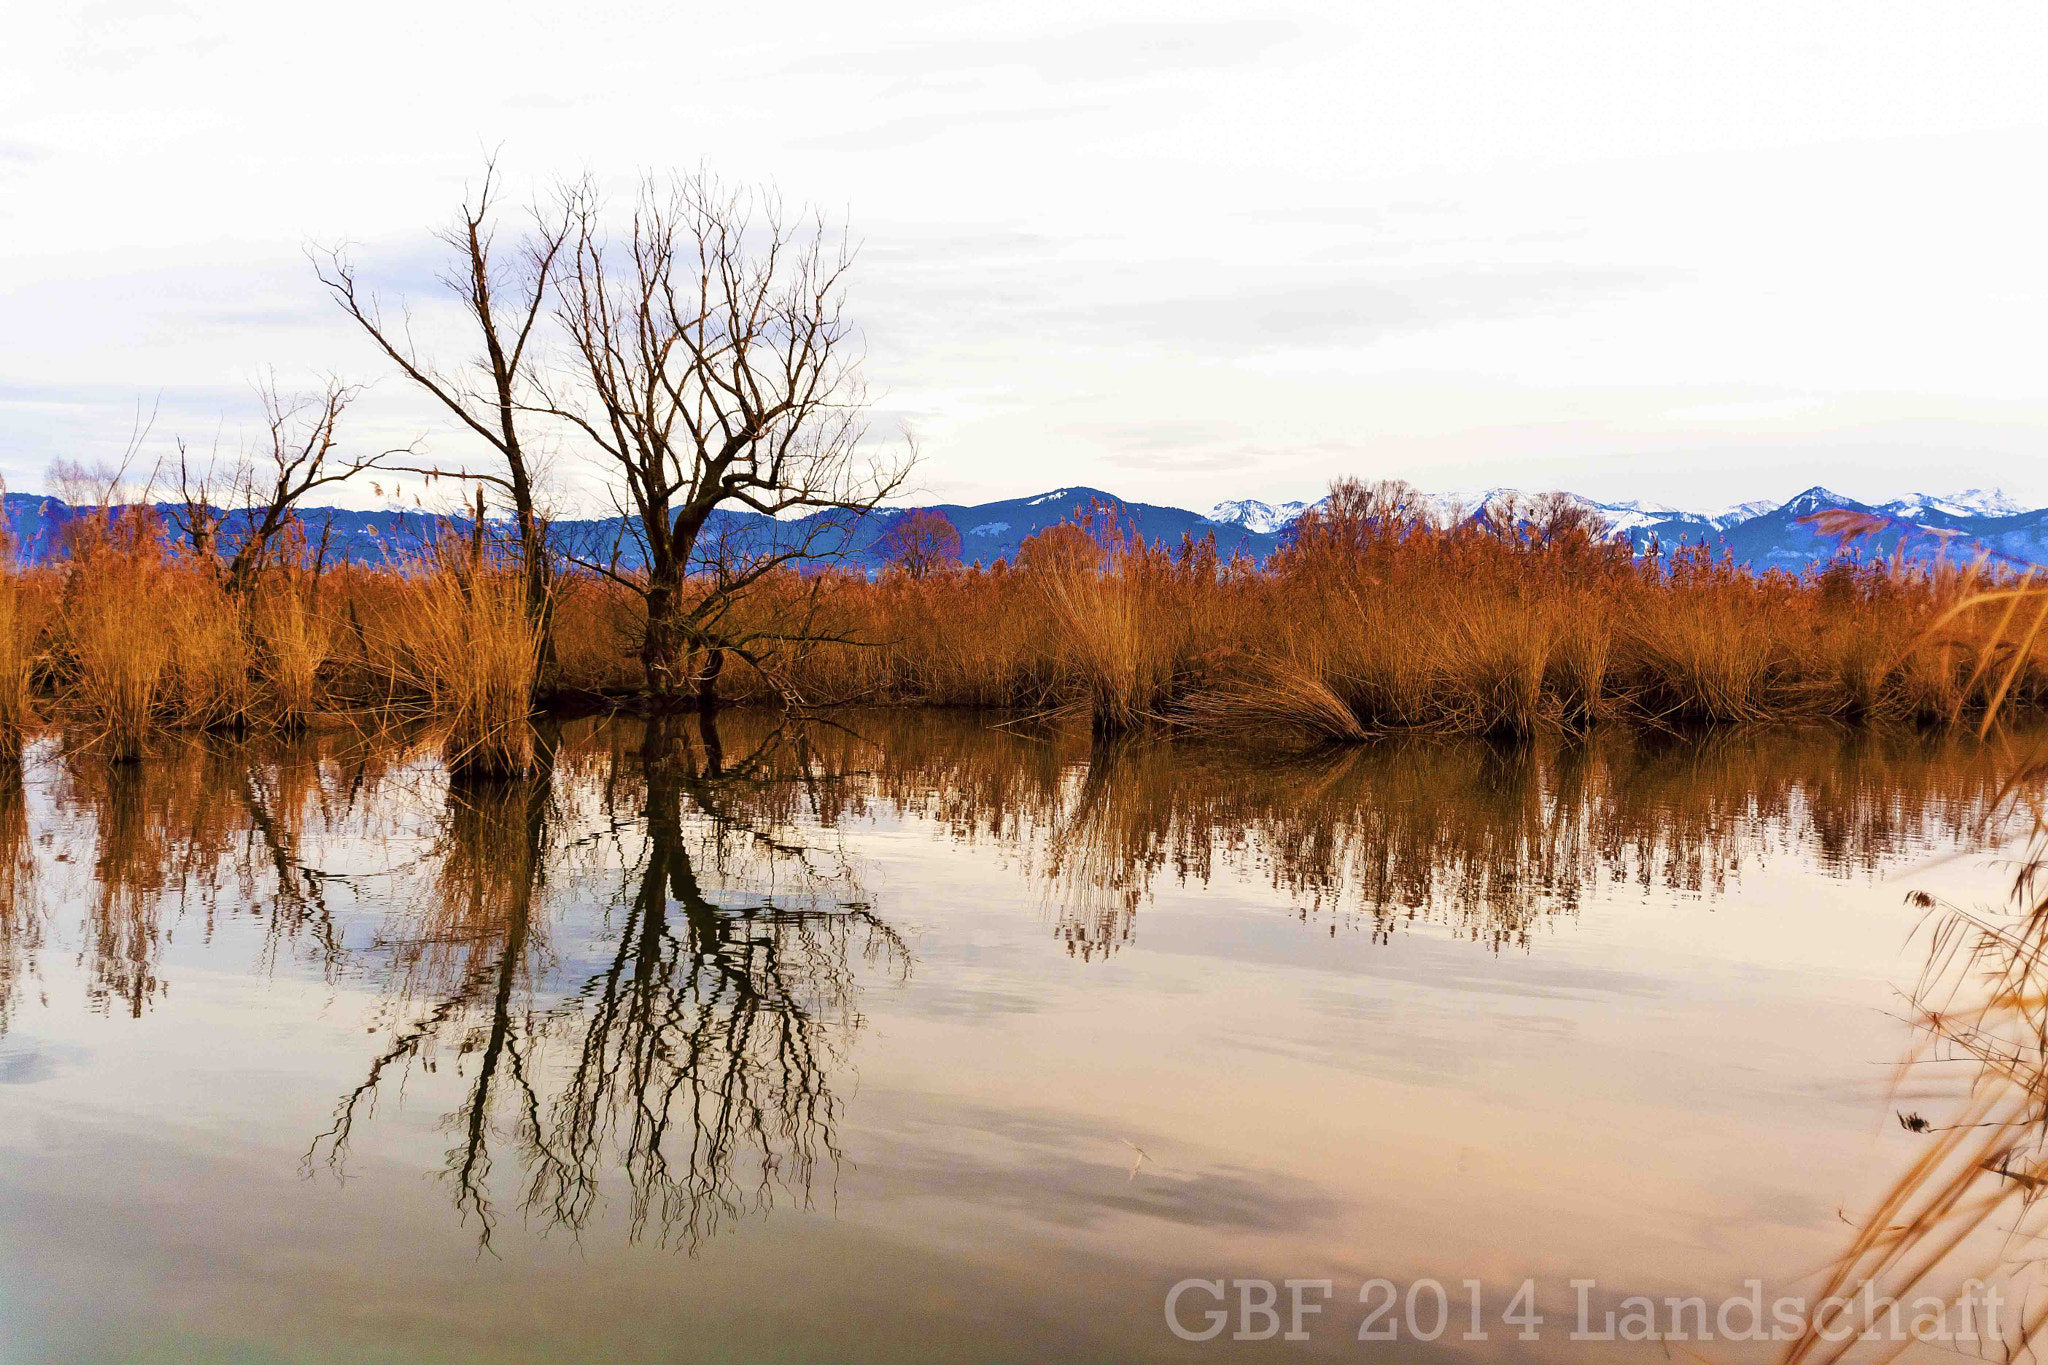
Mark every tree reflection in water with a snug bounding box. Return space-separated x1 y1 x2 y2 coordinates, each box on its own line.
309 715 910 1251
3 711 2039 1253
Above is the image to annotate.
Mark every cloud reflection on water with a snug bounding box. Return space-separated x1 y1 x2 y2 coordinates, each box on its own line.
0 710 2028 1257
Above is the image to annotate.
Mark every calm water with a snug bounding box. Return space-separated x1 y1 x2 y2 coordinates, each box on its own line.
0 712 2030 1362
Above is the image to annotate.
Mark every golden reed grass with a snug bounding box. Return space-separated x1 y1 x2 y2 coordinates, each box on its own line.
353 545 543 780
2 508 543 777
1774 572 2048 1362
772 481 2048 740
2 481 2044 761
0 572 41 762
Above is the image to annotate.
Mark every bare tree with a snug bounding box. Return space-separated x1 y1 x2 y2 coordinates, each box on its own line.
312 159 571 682
875 508 961 579
541 171 912 708
165 433 228 566
165 376 400 593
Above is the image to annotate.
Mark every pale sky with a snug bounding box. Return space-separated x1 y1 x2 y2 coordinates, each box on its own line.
4 0 2047 514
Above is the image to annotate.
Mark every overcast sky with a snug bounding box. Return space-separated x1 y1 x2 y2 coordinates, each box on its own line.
5 0 2047 514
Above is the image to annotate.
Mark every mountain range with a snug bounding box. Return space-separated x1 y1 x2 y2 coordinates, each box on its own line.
1203 487 2030 535
3 485 2042 574
1203 486 2046 569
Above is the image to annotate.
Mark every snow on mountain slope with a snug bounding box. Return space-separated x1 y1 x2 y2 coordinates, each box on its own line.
1203 498 1313 533
1881 489 2030 520
1423 490 1698 535
1580 497 1699 534
1707 499 1784 531
1201 487 2036 543
1777 486 1863 518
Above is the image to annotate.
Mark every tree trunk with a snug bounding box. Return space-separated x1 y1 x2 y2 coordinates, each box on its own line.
640 578 686 705
637 506 692 708
521 523 556 694
505 471 556 697
695 702 723 777
696 647 723 714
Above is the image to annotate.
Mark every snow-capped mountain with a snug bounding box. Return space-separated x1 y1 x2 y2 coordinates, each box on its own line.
1200 486 2042 557
1777 486 1860 519
1578 486 2045 568
1420 490 1499 522
1878 488 2027 520
1424 491 1699 537
1192 485 2044 570
1705 498 1784 531
1574 497 1697 535
1203 498 1314 534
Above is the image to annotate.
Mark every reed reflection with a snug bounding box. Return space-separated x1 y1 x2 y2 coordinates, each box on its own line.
311 715 910 1251
5 711 2036 1260
42 733 406 1024
792 716 2027 957
1781 753 2048 1361
0 762 39 1033
63 753 171 1016
15 715 2031 1038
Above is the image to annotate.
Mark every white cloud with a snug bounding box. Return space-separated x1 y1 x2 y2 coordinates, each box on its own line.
1 0 2046 511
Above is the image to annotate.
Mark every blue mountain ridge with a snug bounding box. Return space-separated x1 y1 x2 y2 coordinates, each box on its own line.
2 484 2040 574
0 486 1284 572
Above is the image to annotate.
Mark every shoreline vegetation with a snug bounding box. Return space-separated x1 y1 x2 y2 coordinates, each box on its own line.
0 476 2042 777
9 166 2043 779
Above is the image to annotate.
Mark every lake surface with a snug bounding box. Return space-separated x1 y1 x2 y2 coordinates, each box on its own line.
0 712 2031 1362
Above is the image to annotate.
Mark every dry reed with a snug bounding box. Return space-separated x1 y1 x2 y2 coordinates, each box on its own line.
58 512 180 760
251 585 329 729
5 478 2047 753
360 551 543 780
0 574 37 760
1778 571 2048 1362
764 481 2048 742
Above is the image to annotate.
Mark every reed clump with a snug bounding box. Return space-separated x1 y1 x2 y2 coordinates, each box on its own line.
0 508 545 774
164 572 255 731
1775 573 2048 1362
359 549 542 781
27 508 356 752
54 511 184 760
250 585 330 730
1031 514 1222 733
0 573 44 761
